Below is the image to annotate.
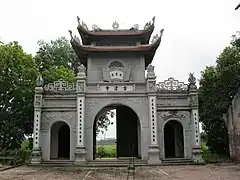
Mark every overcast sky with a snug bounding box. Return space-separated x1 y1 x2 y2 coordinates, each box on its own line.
1 0 240 138
1 0 240 83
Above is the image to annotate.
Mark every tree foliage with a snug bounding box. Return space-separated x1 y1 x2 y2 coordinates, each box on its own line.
0 41 37 151
96 110 115 136
199 32 240 155
41 65 76 84
34 37 80 75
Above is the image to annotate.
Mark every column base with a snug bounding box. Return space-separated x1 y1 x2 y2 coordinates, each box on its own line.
30 147 42 164
148 145 162 165
74 146 87 165
192 147 204 163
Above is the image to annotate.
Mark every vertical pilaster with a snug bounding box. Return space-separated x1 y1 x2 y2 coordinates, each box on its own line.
31 75 44 164
146 65 161 164
74 64 87 165
188 73 204 163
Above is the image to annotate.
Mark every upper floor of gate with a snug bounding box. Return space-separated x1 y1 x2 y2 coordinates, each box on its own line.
69 17 164 83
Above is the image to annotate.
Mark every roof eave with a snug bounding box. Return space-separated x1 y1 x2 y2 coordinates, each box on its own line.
77 23 155 45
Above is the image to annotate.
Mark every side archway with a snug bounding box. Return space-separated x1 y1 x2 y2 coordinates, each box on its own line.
163 119 184 158
50 121 70 159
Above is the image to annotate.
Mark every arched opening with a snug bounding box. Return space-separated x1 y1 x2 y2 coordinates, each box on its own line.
50 121 70 160
164 120 184 158
93 105 141 160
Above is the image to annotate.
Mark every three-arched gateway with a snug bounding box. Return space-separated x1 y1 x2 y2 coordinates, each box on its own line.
30 17 204 166
93 105 141 159
50 121 70 160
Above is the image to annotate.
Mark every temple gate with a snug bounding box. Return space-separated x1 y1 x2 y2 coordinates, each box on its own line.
30 17 203 165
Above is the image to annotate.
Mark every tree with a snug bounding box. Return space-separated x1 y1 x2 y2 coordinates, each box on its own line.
0 41 37 151
95 110 114 136
199 34 240 155
34 37 80 75
41 65 76 84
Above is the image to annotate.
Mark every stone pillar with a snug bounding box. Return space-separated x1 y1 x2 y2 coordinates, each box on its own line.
188 73 204 163
146 65 161 164
31 75 44 164
74 64 87 165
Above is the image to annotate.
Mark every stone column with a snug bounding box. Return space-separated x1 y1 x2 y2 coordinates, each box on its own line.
188 73 204 163
146 65 161 164
74 64 87 165
31 75 44 164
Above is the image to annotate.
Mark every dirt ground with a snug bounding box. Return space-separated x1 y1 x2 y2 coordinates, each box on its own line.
0 164 240 180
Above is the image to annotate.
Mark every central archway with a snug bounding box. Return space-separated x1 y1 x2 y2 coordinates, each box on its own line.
93 104 141 159
50 121 70 159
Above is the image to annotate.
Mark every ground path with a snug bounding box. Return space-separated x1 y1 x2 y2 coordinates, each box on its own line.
1 164 240 180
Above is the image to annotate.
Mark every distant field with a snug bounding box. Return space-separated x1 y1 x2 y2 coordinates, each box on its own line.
96 144 116 158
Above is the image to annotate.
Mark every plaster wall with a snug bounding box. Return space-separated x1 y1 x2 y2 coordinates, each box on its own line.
157 110 192 159
87 53 145 83
224 88 240 162
40 96 77 161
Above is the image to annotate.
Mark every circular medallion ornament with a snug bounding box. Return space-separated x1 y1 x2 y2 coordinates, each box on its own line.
112 21 119 30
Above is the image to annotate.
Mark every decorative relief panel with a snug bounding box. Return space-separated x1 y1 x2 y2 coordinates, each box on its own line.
40 112 73 130
190 95 198 105
156 77 188 91
43 99 76 108
148 81 156 91
44 79 76 92
77 82 85 92
159 111 189 121
101 67 132 82
135 84 146 92
158 99 177 106
34 95 42 107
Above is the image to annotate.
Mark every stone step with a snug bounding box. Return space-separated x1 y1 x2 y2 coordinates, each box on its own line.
161 158 205 166
43 160 73 164
87 159 148 167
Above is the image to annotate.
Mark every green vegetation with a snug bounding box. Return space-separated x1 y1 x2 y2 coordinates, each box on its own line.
1 30 240 163
199 32 240 156
96 145 116 158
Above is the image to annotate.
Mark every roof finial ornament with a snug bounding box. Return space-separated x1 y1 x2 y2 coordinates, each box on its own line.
133 24 139 30
188 72 196 85
112 21 119 30
151 33 159 44
152 16 156 24
68 30 73 39
77 16 80 25
36 75 44 87
160 29 164 38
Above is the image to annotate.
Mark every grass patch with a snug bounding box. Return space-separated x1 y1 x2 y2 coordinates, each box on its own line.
202 151 231 163
96 144 116 158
